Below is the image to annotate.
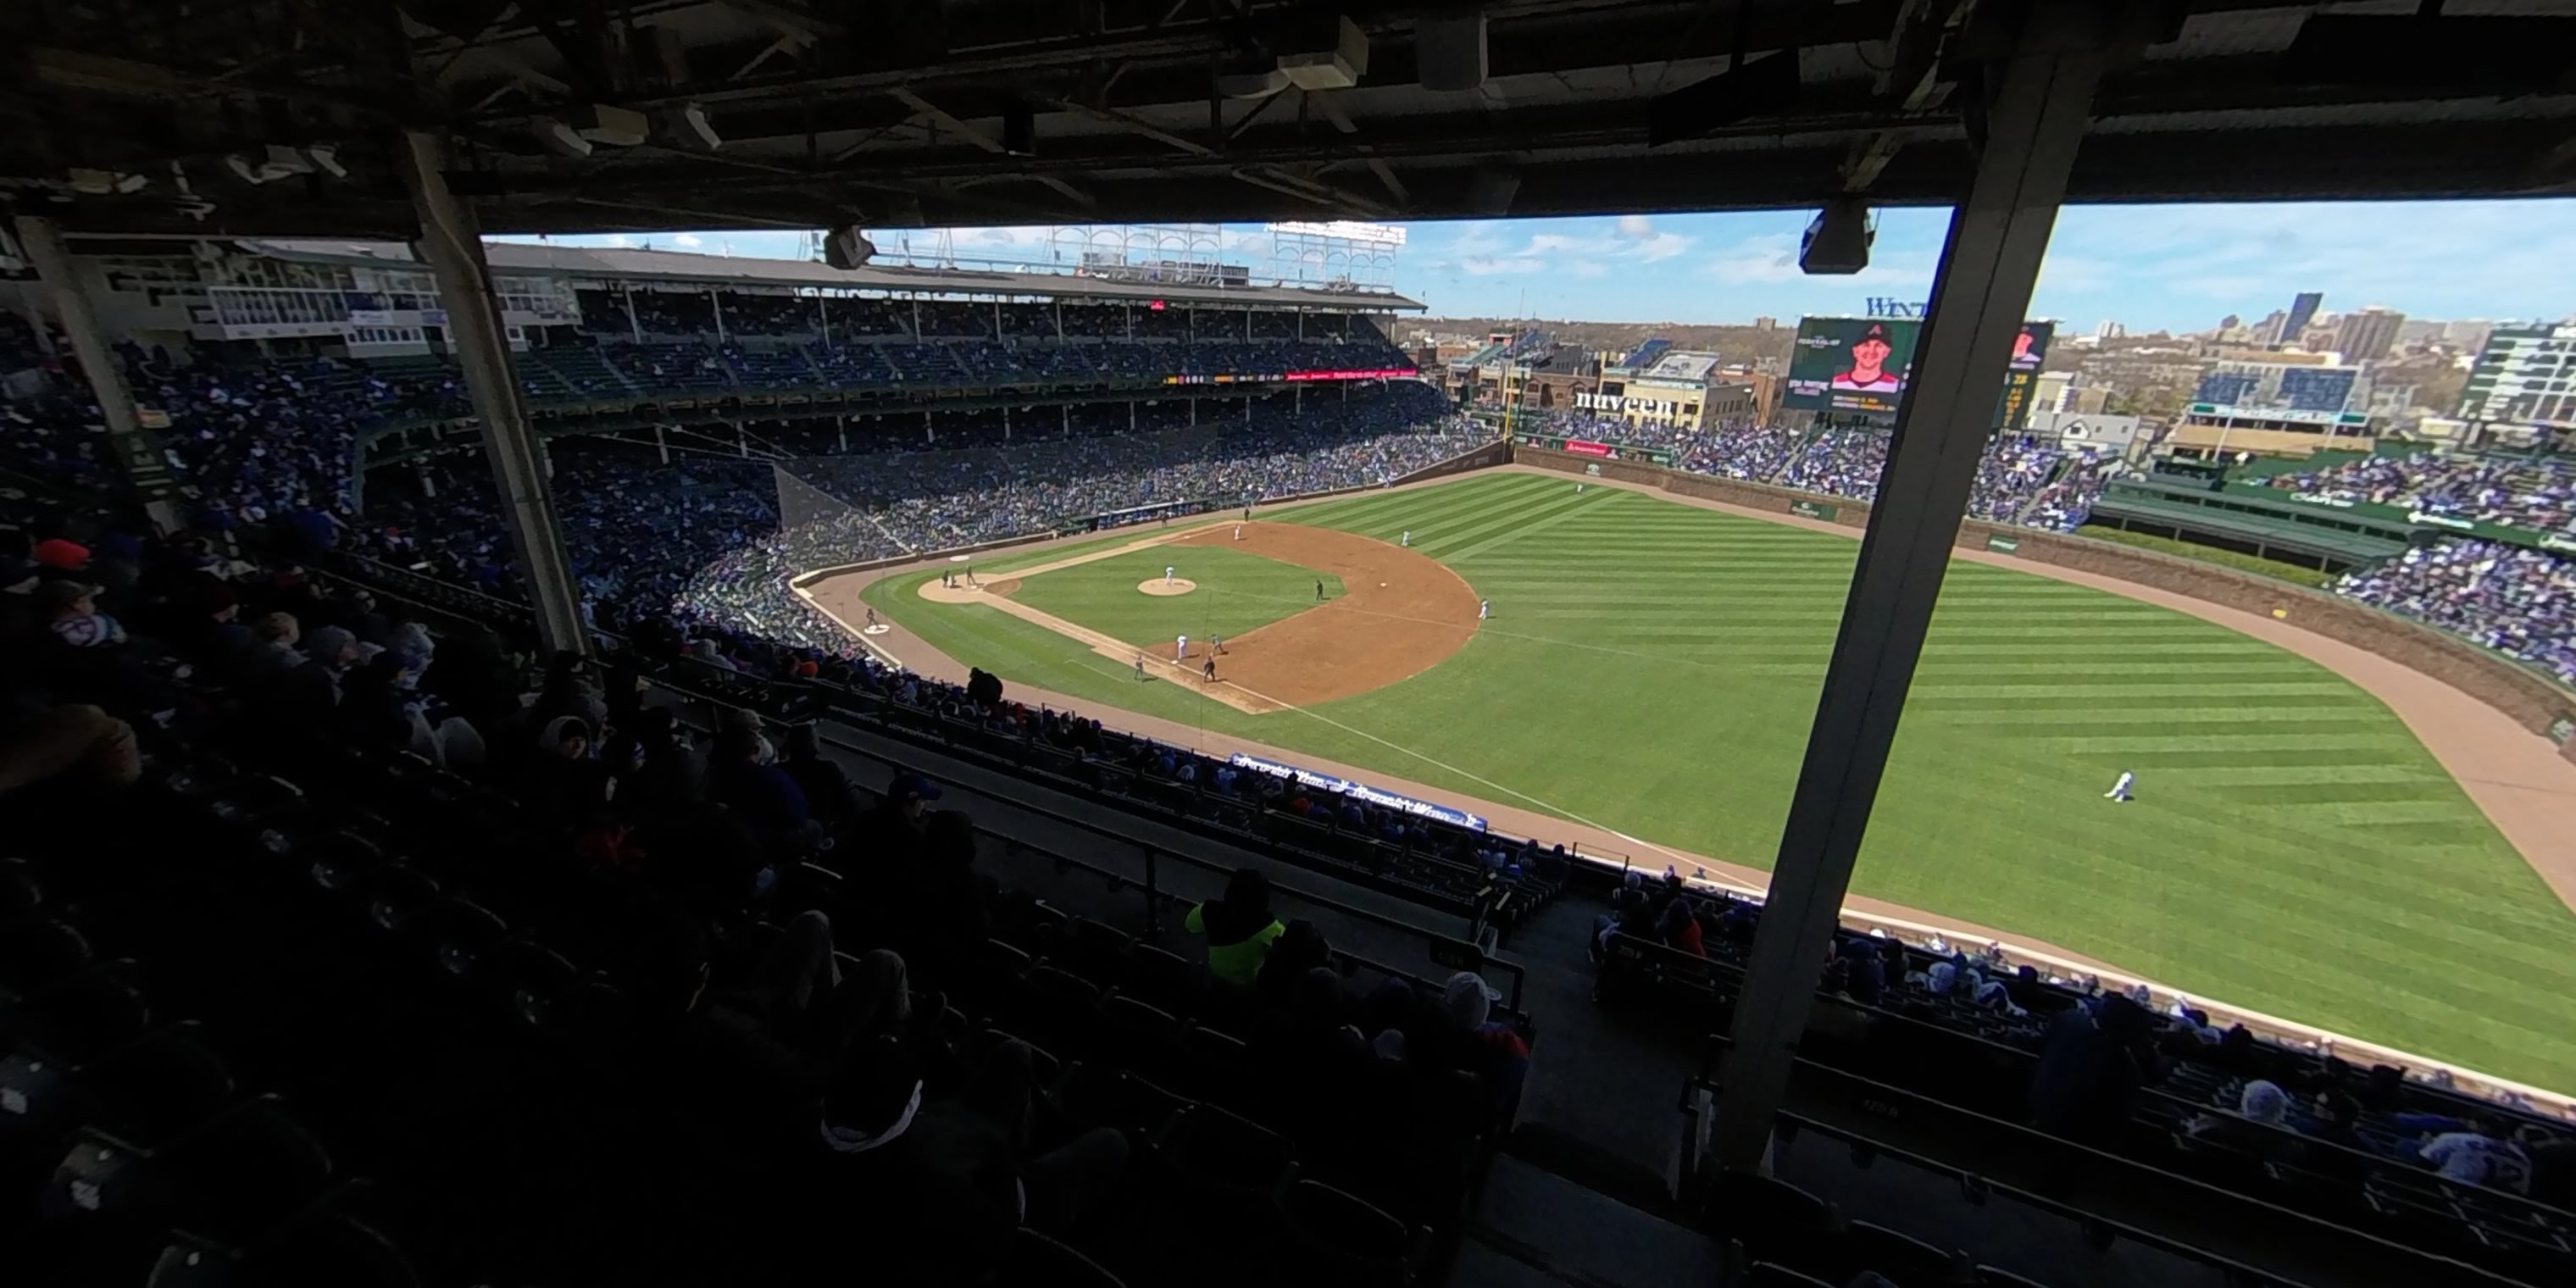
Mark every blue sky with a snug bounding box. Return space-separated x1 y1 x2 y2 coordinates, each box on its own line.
494 199 2574 335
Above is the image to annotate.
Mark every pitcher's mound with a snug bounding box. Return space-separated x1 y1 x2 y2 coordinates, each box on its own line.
1139 578 1197 597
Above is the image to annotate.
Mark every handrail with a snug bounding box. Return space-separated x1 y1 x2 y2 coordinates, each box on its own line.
1680 1059 2540 1288
802 690 1531 1019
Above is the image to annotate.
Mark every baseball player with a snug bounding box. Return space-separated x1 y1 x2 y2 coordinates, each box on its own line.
1401 530 1411 547
1202 656 1217 682
1176 633 1188 662
1577 482 1585 494
1165 564 1175 586
1135 650 1146 680
2104 769 2135 803
864 607 879 629
1479 598 1491 620
1315 580 1325 602
1210 633 1224 656
1234 524 1243 541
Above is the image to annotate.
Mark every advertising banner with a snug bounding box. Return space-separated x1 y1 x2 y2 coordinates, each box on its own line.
1790 500 1839 521
1226 753 1488 831
1986 535 2022 554
1526 435 1675 466
1161 367 1415 386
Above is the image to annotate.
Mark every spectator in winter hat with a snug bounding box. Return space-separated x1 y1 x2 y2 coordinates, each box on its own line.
40 580 125 649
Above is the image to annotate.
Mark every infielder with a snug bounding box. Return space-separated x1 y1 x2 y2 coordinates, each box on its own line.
1210 633 1224 655
1175 633 1189 662
1134 651 1146 680
2104 769 2135 803
1164 564 1175 586
1479 598 1491 620
1401 530 1411 547
1234 524 1243 541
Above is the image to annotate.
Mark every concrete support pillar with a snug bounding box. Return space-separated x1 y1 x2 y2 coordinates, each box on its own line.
836 413 848 454
710 288 726 341
1062 404 1071 436
14 216 181 531
623 286 642 342
1709 1 2120 1174
397 130 588 656
654 424 670 465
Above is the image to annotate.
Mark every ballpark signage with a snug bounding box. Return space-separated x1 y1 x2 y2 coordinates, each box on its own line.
1524 434 1676 466
1160 367 1415 386
1226 753 1488 831
1790 500 1838 521
1785 316 2051 427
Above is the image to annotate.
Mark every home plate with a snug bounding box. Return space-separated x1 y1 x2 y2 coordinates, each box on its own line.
863 625 891 636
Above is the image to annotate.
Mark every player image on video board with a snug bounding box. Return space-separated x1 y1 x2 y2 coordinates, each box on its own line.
1830 323 1906 395
1783 317 1921 416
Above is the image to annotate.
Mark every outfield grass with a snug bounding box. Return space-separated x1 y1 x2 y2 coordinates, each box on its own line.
1008 546 1342 651
864 471 2576 1088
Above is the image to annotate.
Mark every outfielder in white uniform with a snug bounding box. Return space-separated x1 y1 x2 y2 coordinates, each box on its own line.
1401 530 1411 547
1175 634 1189 661
1479 599 1490 620
2104 770 2135 802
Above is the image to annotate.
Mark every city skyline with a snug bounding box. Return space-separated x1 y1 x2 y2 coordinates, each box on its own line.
493 198 2575 338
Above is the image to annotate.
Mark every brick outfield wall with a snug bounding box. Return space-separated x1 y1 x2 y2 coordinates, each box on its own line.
1512 445 2576 765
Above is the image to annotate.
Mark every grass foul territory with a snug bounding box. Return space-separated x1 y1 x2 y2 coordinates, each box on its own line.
864 472 2576 1089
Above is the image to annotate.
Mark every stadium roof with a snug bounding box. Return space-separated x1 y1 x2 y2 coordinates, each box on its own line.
5 2 2574 240
241 238 1424 308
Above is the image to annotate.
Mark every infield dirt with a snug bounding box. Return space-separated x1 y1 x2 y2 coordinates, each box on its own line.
910 520 1481 712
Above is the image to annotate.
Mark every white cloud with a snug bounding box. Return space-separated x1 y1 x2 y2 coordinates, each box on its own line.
603 233 635 248
2035 253 2112 293
672 233 703 248
1569 260 1611 279
1704 233 1935 287
1617 214 1654 238
1464 256 1546 276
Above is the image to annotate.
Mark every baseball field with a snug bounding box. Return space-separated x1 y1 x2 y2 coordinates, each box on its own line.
854 469 2576 1090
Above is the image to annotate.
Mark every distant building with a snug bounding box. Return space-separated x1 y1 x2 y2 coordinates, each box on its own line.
2272 291 2323 348
2457 322 2576 430
1575 347 1730 431
2335 307 2406 364
2442 319 2495 353
2170 354 2374 458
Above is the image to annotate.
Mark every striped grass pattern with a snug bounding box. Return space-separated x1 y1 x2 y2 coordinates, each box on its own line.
868 473 2576 1089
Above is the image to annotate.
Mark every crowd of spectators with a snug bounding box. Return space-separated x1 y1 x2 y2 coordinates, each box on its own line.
669 388 1487 650
2332 539 2576 686
1778 426 1894 501
570 289 1384 347
2265 451 2576 535
1518 409 2116 530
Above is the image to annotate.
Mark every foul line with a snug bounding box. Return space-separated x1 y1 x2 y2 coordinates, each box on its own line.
797 584 908 671
1204 672 1741 888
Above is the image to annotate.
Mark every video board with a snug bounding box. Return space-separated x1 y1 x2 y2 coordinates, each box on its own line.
1782 316 2053 430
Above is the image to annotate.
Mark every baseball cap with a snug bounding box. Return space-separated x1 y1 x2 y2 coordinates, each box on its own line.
1442 970 1502 1030
888 771 944 802
33 538 92 570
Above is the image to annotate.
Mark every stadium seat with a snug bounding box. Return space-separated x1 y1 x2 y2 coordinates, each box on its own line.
1840 1219 1963 1285
1000 1226 1126 1287
1707 1169 1830 1264
1746 1263 1836 1288
1274 1177 1423 1288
